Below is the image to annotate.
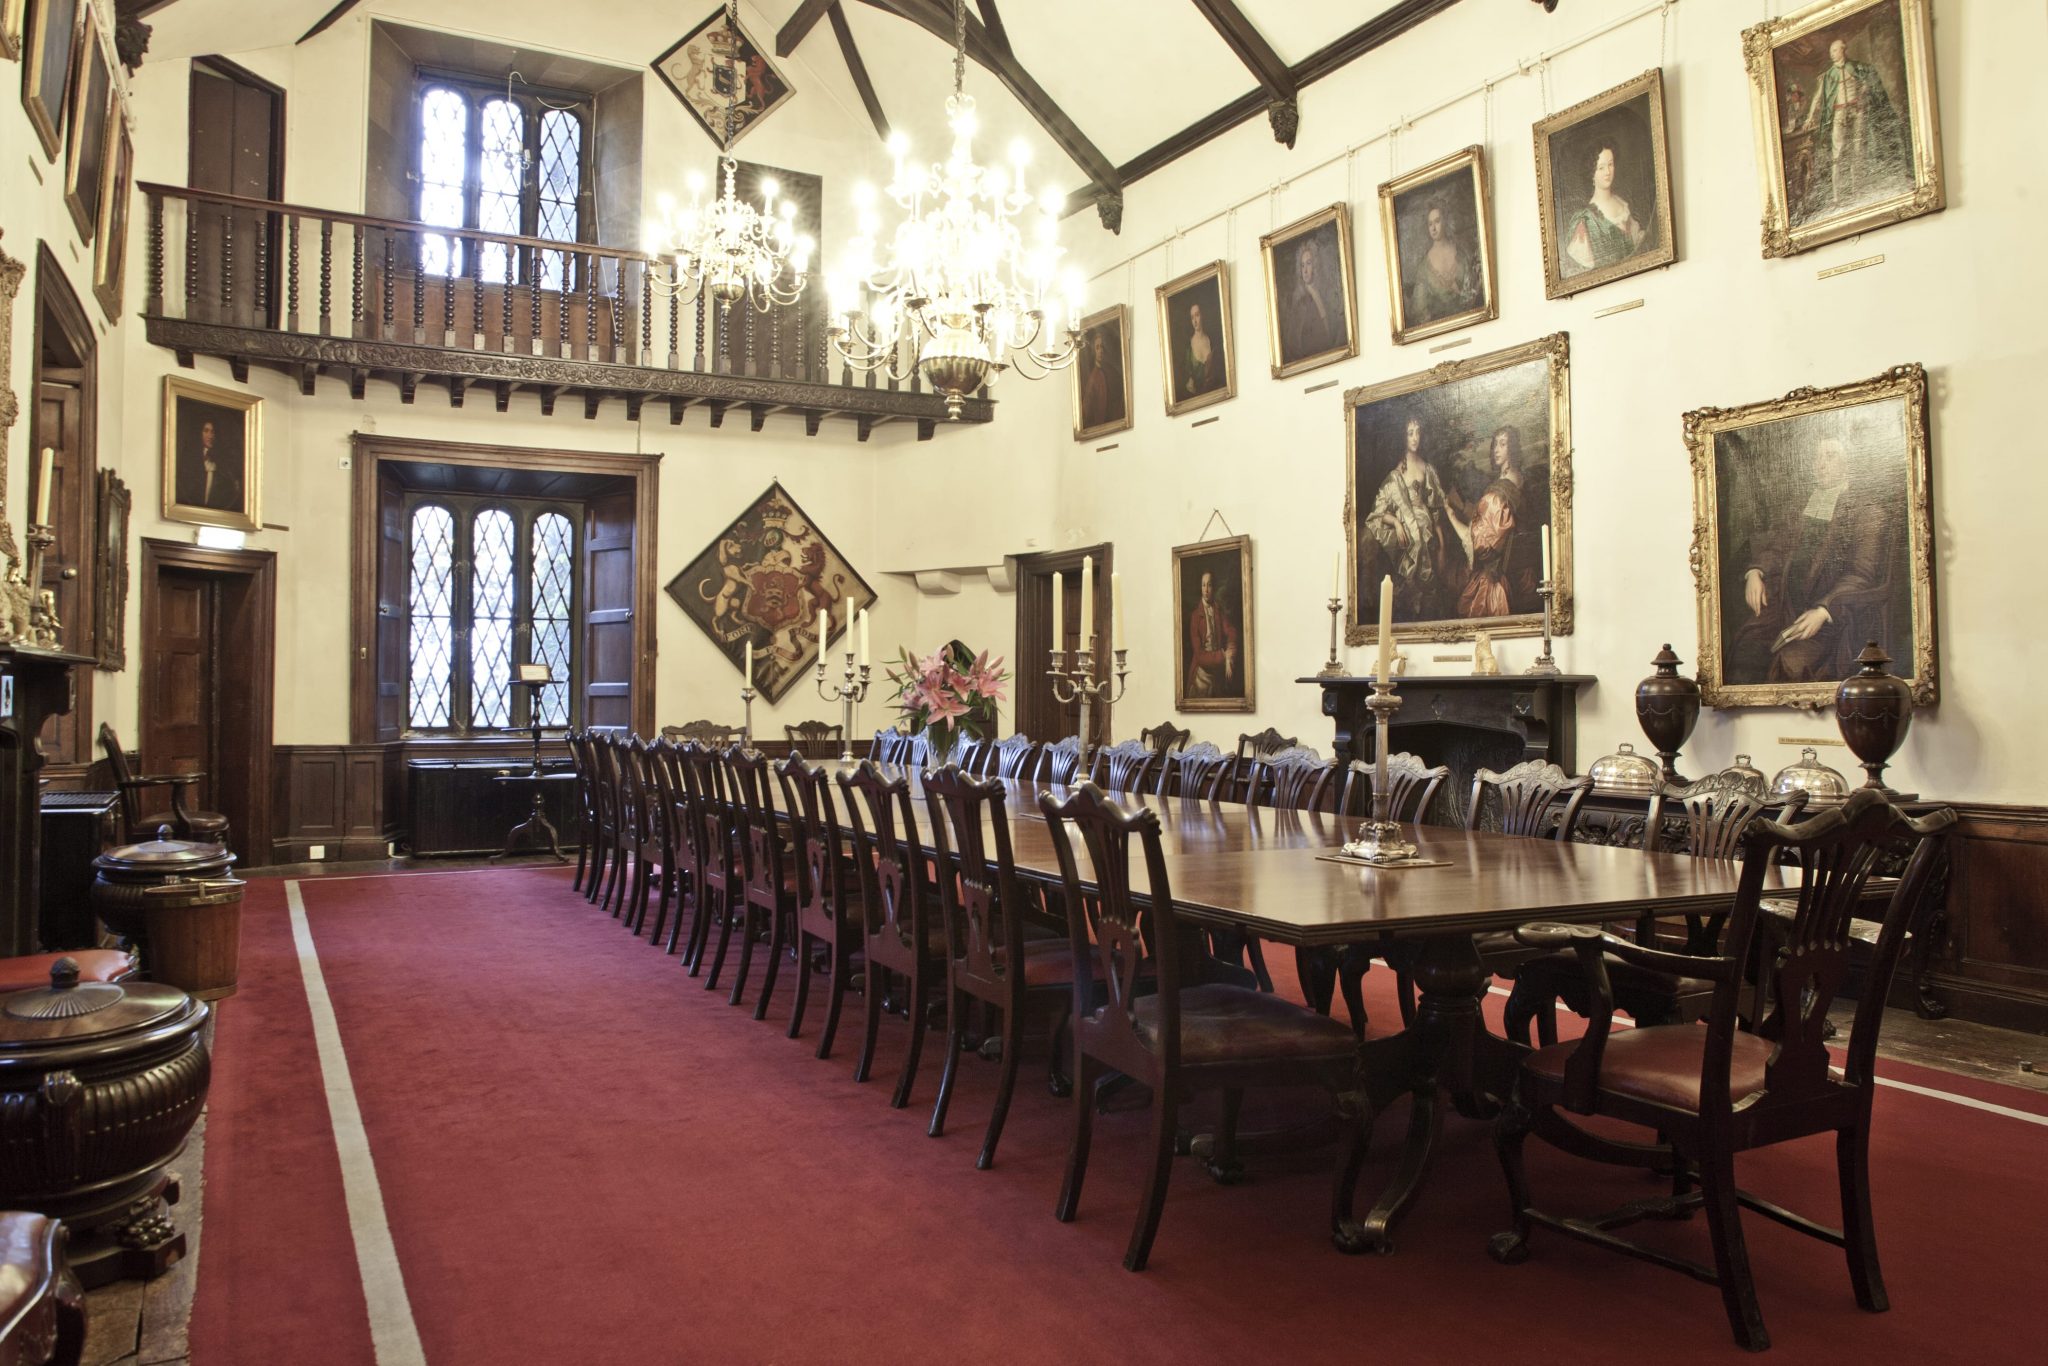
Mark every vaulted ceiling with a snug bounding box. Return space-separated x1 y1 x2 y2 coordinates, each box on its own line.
132 1 1518 231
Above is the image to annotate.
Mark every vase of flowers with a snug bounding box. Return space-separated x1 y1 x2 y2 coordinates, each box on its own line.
887 641 1008 770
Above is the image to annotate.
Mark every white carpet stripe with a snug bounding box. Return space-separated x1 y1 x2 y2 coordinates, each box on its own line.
286 881 430 1366
1474 981 2048 1128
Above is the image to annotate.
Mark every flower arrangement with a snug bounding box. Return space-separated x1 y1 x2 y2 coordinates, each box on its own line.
886 640 1008 766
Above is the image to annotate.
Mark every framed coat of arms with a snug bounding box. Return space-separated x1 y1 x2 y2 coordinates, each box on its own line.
666 482 877 703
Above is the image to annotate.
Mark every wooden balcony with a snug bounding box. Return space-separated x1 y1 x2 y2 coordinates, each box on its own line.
137 183 991 439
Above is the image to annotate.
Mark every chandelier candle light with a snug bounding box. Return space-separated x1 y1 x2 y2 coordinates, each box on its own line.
1342 574 1419 864
815 605 873 764
646 0 813 313
1046 556 1127 775
825 0 1084 418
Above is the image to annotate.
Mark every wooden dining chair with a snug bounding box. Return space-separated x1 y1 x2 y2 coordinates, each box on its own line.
588 732 627 910
784 719 843 757
838 760 949 1108
1167 741 1231 799
1490 790 1957 1352
618 737 664 935
651 738 701 956
679 743 739 979
1092 738 1157 794
565 729 599 894
98 722 231 848
923 765 1077 1168
1503 770 1808 1046
1039 782 1367 1272
725 749 799 1021
987 733 1038 779
664 718 743 748
777 755 864 1057
1250 746 1334 811
1040 735 1083 785
1139 720 1191 755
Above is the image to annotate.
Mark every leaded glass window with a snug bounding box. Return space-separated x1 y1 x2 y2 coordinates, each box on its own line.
403 496 579 734
413 76 589 286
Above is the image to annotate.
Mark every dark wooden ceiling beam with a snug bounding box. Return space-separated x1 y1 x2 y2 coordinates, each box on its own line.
974 0 1011 55
776 0 839 57
1066 0 1464 221
297 0 363 45
828 3 891 141
858 0 1120 193
1191 0 1292 100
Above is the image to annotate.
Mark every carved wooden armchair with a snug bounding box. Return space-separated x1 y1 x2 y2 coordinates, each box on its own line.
783 719 843 757
986 732 1039 779
1092 738 1157 794
98 723 231 848
1138 720 1191 755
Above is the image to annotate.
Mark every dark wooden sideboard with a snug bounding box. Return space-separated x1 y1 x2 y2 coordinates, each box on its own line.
1 644 95 956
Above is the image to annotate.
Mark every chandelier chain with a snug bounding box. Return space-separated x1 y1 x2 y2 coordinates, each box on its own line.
954 0 967 97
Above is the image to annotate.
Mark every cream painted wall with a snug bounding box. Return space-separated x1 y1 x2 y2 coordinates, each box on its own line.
909 0 2048 806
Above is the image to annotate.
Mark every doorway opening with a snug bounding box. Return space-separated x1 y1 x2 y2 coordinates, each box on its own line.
1011 545 1113 749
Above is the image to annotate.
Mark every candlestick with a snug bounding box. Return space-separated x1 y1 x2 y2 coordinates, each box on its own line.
744 639 754 687
22 522 60 647
35 449 52 526
1079 556 1094 642
1541 523 1552 583
1111 571 1124 650
1046 636 1129 776
1525 579 1561 676
816 649 873 764
740 683 757 748
817 606 829 654
1318 593 1345 678
1375 574 1394 681
1332 553 1341 600
1340 680 1419 864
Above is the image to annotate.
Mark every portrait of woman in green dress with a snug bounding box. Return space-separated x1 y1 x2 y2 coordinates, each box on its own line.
1559 146 1650 278
1534 70 1676 299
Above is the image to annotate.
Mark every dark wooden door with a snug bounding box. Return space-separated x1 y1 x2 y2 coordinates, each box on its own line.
30 245 95 774
144 569 220 817
1014 547 1113 748
372 473 407 740
581 491 636 730
189 58 284 327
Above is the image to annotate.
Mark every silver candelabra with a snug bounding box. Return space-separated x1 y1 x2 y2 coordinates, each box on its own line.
1524 579 1560 676
22 523 60 648
815 651 872 763
1341 681 1418 863
1318 595 1344 677
1047 637 1128 776
739 683 757 749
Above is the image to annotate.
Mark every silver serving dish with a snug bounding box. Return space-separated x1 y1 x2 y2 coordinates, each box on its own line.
1726 753 1766 784
1588 741 1660 793
1771 747 1849 800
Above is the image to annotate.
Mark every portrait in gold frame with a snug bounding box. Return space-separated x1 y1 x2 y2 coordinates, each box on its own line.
62 3 113 241
1684 364 1935 710
1155 260 1235 417
1743 0 1944 259
1344 333 1572 646
1532 69 1677 300
22 0 82 160
1071 303 1133 442
92 113 132 319
1172 535 1254 713
1 0 26 61
1377 145 1497 347
161 375 263 533
1259 204 1357 379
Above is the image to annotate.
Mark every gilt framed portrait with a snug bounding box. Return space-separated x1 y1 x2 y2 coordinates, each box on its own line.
1345 333 1572 645
2 0 26 61
1684 364 1934 709
665 482 878 703
22 0 82 160
61 0 110 240
94 467 129 671
1743 0 1943 258
1071 303 1132 441
652 8 792 150
1533 69 1676 299
1173 535 1254 713
1155 260 1235 417
1260 204 1357 379
161 375 261 533
1378 146 1497 346
91 113 130 318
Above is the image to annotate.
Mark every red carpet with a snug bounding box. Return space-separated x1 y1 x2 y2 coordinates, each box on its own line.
191 868 2047 1364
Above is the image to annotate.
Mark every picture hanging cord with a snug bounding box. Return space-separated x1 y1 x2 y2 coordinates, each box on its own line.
1661 0 1674 68
1196 508 1236 542
1084 0 1685 282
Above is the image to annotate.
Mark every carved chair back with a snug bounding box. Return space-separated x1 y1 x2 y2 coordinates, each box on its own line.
680 742 738 898
1171 741 1232 800
777 754 853 936
588 731 623 843
727 747 790 912
646 736 692 878
1235 726 1298 760
1467 760 1592 840
1648 770 1809 863
1039 782 1181 1080
922 765 1031 998
956 737 988 775
1093 738 1157 794
1251 746 1334 811
1040 735 1083 785
784 719 843 756
1340 753 1450 824
1139 720 1191 755
664 719 743 748
987 732 1039 780
838 760 935 958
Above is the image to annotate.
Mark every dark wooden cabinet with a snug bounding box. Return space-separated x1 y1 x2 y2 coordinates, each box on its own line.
407 759 578 856
1 645 95 956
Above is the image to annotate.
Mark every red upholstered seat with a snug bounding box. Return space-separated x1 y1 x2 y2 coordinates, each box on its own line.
1524 1023 1775 1113
1127 983 1358 1064
990 937 1076 987
0 949 139 994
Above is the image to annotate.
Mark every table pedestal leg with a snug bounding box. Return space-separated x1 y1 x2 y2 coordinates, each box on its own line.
494 788 568 863
1332 931 1523 1254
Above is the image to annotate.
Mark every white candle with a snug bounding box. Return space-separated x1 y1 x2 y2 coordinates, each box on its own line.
1079 556 1094 643
34 448 53 526
818 606 829 657
744 639 754 685
858 607 870 667
1376 575 1394 681
1111 572 1124 650
1541 524 1553 584
1332 553 1341 601
1051 571 1064 648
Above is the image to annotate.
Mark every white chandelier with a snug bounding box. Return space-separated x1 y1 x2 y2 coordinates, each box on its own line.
826 0 1084 418
647 0 812 312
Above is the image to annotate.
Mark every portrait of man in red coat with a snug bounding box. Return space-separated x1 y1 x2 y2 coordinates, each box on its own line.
1186 570 1241 700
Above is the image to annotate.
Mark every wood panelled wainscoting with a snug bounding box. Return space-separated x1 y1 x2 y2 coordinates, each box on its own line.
1928 803 2048 1035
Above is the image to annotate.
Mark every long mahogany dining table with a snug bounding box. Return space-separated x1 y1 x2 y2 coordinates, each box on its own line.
820 767 1777 1253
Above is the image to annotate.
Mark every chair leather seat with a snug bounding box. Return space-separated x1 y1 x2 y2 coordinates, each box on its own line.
0 1211 65 1336
1125 983 1358 1064
139 808 230 839
0 949 139 994
989 938 1076 987
1525 1023 1775 1113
